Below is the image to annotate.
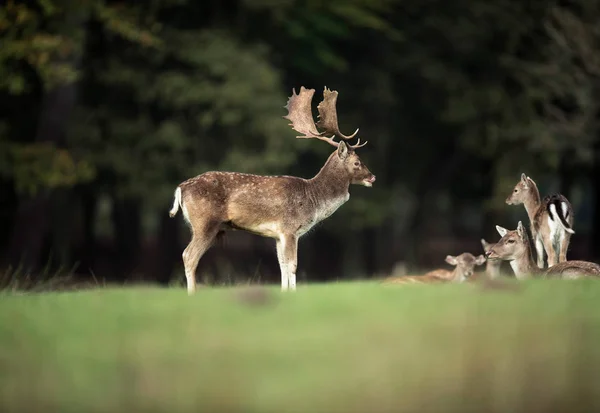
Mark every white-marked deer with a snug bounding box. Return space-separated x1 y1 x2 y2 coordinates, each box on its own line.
486 221 600 279
506 173 574 268
169 87 376 294
382 253 486 285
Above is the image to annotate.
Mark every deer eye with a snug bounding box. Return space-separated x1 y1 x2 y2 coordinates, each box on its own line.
507 239 515 244
354 162 360 167
514 189 518 193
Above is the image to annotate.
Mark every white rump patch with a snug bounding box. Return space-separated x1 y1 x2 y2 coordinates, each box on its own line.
548 204 560 236
561 201 568 218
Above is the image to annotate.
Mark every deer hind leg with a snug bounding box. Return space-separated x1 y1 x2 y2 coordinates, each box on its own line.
541 231 558 268
182 221 220 295
558 231 572 263
277 234 298 291
535 235 545 269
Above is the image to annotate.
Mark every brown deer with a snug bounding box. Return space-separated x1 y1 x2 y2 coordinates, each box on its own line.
169 87 376 294
506 173 574 268
477 238 503 280
382 253 486 285
426 241 502 282
486 221 600 279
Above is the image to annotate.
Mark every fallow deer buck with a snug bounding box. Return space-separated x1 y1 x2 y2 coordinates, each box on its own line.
382 253 486 285
169 86 376 294
486 221 600 279
506 173 574 268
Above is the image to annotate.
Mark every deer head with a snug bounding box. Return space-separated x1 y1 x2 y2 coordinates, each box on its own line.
480 239 493 255
506 173 537 205
445 253 487 281
283 86 376 187
486 221 529 261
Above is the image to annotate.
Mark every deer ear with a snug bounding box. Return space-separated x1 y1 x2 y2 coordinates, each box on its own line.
520 173 530 188
517 221 525 238
481 239 490 250
445 255 458 265
496 225 508 237
475 254 487 265
337 141 349 159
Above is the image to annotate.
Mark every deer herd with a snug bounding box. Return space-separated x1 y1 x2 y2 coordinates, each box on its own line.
169 86 600 294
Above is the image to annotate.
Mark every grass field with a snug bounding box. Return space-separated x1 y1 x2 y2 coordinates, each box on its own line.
1 279 600 413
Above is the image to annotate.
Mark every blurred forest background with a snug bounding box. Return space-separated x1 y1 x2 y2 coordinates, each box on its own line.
1 0 600 287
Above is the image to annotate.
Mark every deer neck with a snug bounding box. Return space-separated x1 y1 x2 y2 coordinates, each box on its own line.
523 186 541 223
508 246 539 280
485 261 501 279
308 154 350 206
449 268 467 283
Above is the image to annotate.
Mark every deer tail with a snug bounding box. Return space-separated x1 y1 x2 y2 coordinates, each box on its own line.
169 186 182 218
548 199 575 234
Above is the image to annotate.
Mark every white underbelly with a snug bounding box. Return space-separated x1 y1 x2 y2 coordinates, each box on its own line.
234 221 281 238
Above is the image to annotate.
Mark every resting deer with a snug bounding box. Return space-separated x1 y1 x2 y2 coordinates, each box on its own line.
486 221 600 279
169 86 376 294
382 253 486 285
506 173 574 268
426 241 501 282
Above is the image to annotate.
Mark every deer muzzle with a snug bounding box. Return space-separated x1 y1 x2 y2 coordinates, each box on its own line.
485 249 499 260
363 175 376 187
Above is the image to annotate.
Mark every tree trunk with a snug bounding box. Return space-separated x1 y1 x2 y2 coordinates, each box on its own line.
7 7 87 276
8 82 78 273
559 150 576 200
590 142 600 262
405 148 466 270
8 191 51 273
151 212 181 285
111 197 142 281
80 187 98 274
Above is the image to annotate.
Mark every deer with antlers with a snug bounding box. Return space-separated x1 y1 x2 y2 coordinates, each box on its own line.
169 87 375 294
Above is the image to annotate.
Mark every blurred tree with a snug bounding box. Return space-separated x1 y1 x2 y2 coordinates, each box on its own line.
0 0 160 273
2 0 600 283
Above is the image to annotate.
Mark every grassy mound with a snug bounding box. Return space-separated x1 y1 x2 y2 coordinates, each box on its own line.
1 280 599 412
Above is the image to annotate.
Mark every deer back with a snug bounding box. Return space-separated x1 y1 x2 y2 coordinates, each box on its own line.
544 260 600 278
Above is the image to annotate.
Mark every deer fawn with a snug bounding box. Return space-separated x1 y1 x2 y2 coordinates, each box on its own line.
169 87 376 294
383 253 486 285
486 221 600 279
477 238 503 280
506 173 574 268
428 241 501 282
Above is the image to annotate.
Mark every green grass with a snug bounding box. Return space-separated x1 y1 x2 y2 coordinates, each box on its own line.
1 280 600 413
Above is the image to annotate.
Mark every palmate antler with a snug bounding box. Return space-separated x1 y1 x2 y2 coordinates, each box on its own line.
283 86 367 149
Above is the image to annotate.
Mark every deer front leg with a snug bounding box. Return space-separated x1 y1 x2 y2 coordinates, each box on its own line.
276 238 289 290
277 234 298 291
285 235 299 290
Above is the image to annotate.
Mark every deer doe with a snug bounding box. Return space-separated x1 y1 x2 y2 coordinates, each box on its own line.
486 221 600 279
169 87 376 294
506 173 574 269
